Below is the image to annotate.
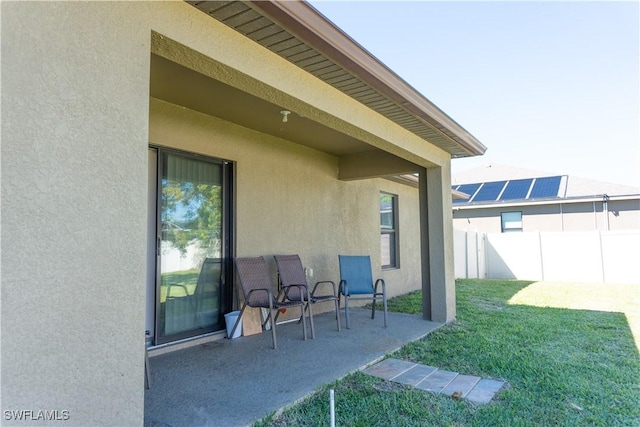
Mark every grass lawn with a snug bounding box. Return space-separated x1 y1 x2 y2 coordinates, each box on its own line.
255 279 640 426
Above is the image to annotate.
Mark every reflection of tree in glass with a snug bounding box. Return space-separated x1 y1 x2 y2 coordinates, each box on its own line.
162 180 222 256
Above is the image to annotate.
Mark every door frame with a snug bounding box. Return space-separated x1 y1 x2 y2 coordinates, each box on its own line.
147 146 234 346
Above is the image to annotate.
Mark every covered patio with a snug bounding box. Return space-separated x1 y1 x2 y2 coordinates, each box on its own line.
144 309 441 426
2 2 486 424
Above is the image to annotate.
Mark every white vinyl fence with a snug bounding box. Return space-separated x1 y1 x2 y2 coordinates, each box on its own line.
454 229 640 284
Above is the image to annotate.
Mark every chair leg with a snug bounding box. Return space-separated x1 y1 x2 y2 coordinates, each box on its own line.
383 293 388 328
371 295 377 320
268 300 277 349
344 296 350 329
307 300 315 339
334 298 341 332
144 346 151 390
300 302 308 341
229 304 247 339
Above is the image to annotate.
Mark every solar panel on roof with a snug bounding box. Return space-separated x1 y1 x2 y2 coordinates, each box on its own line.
453 183 481 203
457 183 481 195
529 176 561 198
499 179 533 201
472 181 507 202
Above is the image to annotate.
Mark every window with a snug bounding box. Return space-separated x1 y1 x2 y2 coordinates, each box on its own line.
380 193 399 268
501 211 523 233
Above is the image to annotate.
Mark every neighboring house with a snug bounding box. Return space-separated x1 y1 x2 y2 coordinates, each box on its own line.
452 164 640 233
1 1 485 425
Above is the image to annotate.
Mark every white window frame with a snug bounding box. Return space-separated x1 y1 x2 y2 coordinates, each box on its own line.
380 192 399 269
501 211 523 233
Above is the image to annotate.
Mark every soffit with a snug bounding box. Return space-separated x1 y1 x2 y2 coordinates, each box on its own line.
187 0 486 158
150 53 369 156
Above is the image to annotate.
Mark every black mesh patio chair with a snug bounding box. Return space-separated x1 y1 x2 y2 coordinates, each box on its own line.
274 255 341 335
338 255 387 329
230 257 309 349
192 258 221 328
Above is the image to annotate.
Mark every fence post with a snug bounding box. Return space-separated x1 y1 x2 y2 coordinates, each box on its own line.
480 232 487 279
464 230 469 279
598 231 606 283
538 231 545 281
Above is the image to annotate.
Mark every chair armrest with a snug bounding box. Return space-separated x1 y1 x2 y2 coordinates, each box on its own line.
281 283 309 302
245 288 274 306
374 278 386 295
338 279 348 296
167 284 190 298
311 280 338 298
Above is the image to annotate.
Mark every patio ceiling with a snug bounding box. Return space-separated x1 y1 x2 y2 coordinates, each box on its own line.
187 0 486 159
150 53 369 157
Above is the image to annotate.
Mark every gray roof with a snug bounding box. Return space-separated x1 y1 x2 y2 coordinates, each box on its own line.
453 164 640 203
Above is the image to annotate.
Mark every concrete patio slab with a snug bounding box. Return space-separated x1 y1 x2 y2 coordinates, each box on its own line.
473 378 505 393
144 309 441 427
361 358 416 380
364 358 505 404
393 364 438 386
415 369 458 393
466 378 506 403
467 388 498 404
442 374 481 397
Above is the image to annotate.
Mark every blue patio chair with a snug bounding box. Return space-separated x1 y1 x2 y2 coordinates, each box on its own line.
231 257 309 349
338 255 387 329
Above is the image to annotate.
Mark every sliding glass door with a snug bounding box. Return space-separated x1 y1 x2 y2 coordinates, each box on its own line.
148 148 232 345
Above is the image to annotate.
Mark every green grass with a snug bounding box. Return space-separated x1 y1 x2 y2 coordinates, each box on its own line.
255 279 640 426
159 269 199 302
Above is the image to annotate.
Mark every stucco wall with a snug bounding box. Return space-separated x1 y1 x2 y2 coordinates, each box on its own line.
1 2 151 426
602 199 640 230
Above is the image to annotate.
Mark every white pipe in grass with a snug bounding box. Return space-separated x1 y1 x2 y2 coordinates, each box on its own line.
330 389 335 427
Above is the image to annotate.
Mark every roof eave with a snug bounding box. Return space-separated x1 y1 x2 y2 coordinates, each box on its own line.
245 0 487 158
453 193 640 210
452 189 470 200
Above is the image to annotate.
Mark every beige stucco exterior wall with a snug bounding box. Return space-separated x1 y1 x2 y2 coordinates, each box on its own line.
2 2 453 425
2 2 152 426
608 200 640 230
453 209 504 233
453 200 640 233
150 99 423 300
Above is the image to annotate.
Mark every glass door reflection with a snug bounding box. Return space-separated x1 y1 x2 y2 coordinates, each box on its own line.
157 151 224 343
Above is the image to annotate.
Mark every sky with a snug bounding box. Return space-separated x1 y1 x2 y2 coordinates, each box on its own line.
309 1 640 187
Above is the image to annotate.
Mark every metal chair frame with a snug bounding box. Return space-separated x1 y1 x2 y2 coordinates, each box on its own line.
230 257 309 349
274 254 341 335
338 255 387 329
